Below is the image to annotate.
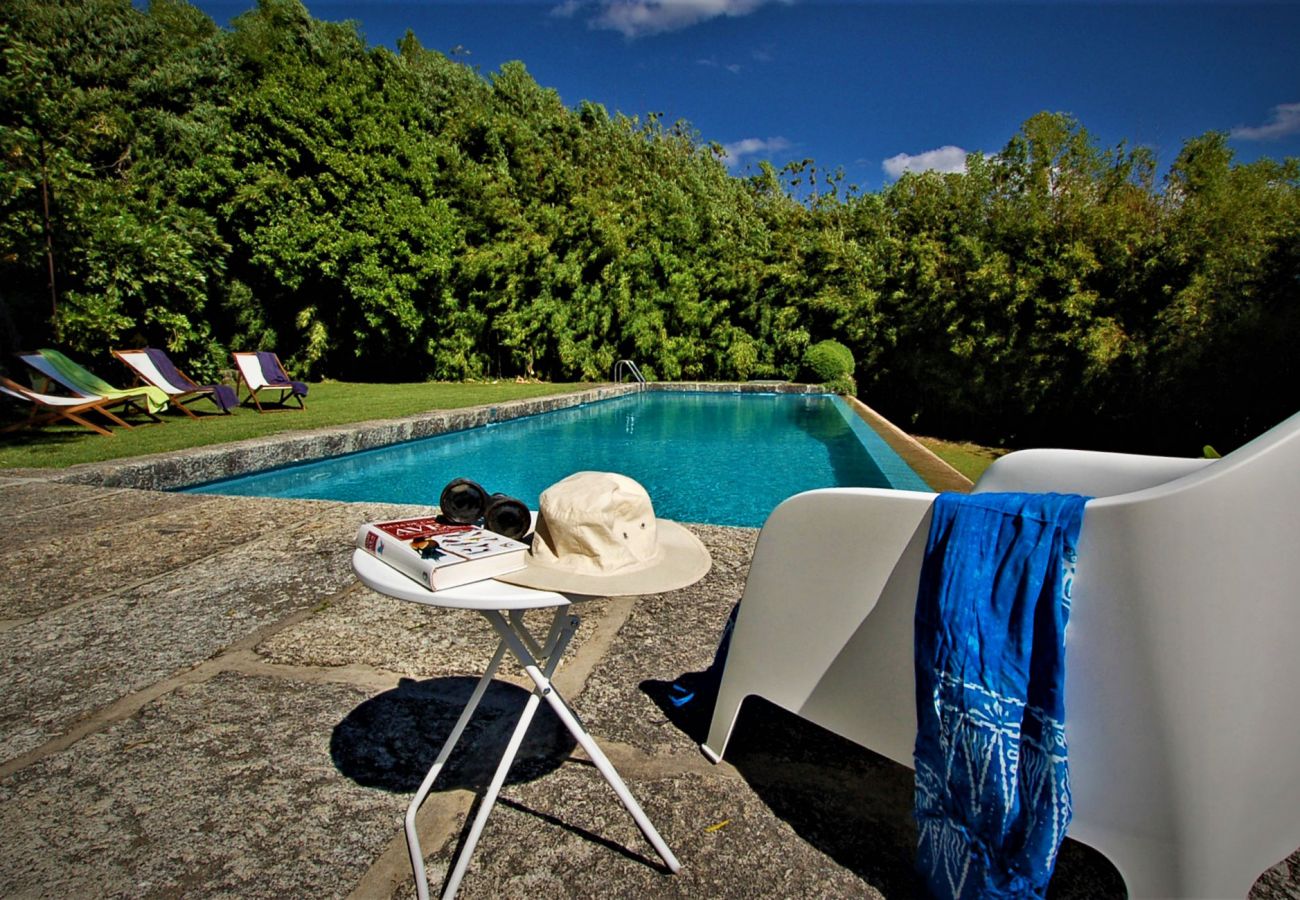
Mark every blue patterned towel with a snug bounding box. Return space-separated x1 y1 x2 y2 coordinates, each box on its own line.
913 492 1089 899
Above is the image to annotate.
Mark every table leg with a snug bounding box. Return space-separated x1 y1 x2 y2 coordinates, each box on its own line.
405 639 510 900
440 608 578 899
406 605 679 900
485 610 683 875
441 685 544 897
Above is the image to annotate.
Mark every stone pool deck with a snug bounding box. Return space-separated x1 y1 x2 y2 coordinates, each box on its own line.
0 392 1295 898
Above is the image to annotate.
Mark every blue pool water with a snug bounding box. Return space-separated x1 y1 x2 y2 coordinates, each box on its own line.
185 392 930 527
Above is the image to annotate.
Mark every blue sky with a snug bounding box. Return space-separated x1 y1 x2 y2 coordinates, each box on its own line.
191 0 1300 191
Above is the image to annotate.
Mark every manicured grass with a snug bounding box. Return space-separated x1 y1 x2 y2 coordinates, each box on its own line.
0 381 590 469
914 435 1009 483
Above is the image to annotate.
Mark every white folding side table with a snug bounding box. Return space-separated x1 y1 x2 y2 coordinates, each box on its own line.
351 549 681 900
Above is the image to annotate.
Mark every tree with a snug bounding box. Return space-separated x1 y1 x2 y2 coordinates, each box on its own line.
1 1 1296 455
0 0 229 369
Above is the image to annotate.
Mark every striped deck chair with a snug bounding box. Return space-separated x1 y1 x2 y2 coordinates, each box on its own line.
113 348 237 418
231 351 308 412
18 349 166 423
0 375 132 436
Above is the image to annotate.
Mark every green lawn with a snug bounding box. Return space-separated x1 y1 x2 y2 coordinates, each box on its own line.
0 381 590 469
914 435 1009 483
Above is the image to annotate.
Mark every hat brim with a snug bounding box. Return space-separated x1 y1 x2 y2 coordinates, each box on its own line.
496 518 712 597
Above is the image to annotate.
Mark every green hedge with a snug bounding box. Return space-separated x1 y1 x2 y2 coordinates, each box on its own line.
4 0 1298 454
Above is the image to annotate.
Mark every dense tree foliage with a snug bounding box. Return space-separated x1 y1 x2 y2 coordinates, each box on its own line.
2 0 1297 453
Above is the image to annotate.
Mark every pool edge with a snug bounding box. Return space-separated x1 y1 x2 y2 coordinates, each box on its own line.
41 385 640 491
841 396 973 493
32 382 839 492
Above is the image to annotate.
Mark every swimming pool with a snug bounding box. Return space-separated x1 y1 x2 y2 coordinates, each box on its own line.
185 392 931 527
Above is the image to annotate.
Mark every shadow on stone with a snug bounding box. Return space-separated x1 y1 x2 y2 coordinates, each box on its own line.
493 794 665 872
639 664 720 746
639 640 1127 900
331 676 576 793
639 602 736 744
717 698 1127 900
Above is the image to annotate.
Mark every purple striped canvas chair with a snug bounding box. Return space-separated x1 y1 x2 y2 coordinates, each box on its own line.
231 351 308 412
113 348 237 418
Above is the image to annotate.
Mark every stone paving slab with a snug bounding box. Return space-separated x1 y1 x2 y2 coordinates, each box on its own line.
0 481 217 553
411 766 883 900
259 580 614 682
0 496 416 764
0 475 194 514
1 403 1298 900
0 671 401 899
0 493 333 621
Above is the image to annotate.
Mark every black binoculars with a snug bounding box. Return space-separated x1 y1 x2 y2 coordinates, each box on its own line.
438 478 531 541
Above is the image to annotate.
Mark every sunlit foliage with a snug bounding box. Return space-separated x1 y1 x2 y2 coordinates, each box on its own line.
2 0 1297 453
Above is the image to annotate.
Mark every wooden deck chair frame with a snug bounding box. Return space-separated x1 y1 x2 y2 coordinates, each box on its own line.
231 352 306 412
111 349 229 419
0 375 132 436
17 351 164 425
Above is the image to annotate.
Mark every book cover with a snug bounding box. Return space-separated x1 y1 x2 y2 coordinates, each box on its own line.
355 516 529 591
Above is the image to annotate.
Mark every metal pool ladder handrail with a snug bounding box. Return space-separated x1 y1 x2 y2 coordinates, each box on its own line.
612 360 646 386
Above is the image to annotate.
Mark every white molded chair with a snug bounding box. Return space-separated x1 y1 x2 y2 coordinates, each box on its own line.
703 410 1300 899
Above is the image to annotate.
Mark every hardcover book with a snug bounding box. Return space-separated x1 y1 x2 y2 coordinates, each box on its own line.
355 516 529 591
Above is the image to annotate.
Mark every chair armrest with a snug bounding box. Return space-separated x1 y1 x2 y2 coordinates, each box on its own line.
973 448 1214 497
703 487 935 764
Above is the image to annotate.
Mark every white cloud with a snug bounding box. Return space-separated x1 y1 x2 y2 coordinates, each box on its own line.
696 57 742 73
720 136 791 169
882 145 969 179
1230 102 1300 141
588 0 779 39
550 0 582 17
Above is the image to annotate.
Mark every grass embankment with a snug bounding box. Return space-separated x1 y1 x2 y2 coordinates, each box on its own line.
914 436 1009 483
0 381 589 469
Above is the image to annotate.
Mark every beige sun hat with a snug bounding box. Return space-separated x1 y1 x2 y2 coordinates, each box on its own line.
496 471 712 596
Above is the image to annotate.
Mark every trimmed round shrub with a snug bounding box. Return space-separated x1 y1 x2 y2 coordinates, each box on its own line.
801 340 855 383
799 340 856 395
